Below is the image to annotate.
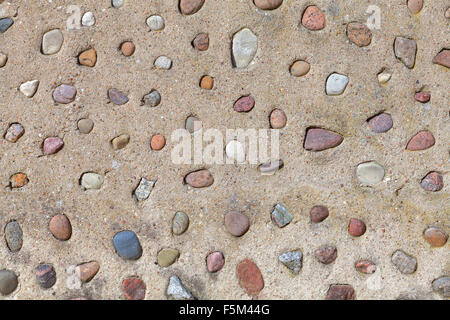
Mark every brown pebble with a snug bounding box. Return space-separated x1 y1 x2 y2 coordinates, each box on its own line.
310 205 329 223
290 60 310 77
192 33 209 51
348 218 366 237
254 0 283 10
120 41 135 57
10 173 28 188
184 169 214 188
180 0 205 15
150 134 166 151
347 22 372 47
200 75 214 90
233 96 255 113
236 259 264 296
406 131 435 151
78 48 97 67
49 214 72 241
301 6 325 31
315 246 337 264
122 277 146 300
407 0 423 14
111 134 130 150
433 49 450 68
423 227 448 247
355 260 376 274
326 284 355 300
224 211 250 237
76 261 100 283
269 109 287 129
35 264 56 289
304 128 343 151
77 118 94 134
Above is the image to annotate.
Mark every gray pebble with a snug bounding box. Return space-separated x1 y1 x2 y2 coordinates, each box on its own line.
167 276 195 300
35 264 56 289
432 276 450 298
134 178 156 201
81 12 95 26
271 204 293 228
232 28 258 68
112 0 124 8
146 15 165 31
142 90 161 107
0 270 18 296
108 88 129 105
154 56 172 70
356 161 385 186
0 17 13 33
279 250 303 274
394 37 417 69
392 250 417 274
326 73 349 96
53 84 77 104
42 29 64 55
172 212 189 235
4 221 23 252
185 116 201 133
77 118 94 134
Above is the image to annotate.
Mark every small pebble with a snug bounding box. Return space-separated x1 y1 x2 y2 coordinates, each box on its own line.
108 88 128 105
254 0 283 10
432 276 450 298
49 214 72 241
225 140 245 163
146 15 165 31
394 37 417 69
347 22 372 47
0 270 18 296
279 250 303 274
348 218 366 237
236 259 264 296
78 48 97 67
304 128 343 151
421 172 444 192
326 73 349 95
4 123 24 142
234 95 255 112
113 230 142 260
81 12 95 26
423 227 448 247
407 0 423 14
179 0 205 15
232 28 258 68
367 113 393 133
76 261 100 283
111 134 130 150
414 91 431 103
290 60 310 77
406 131 435 151
122 277 146 300
185 116 201 133
151 134 166 150
77 118 94 134
310 205 329 223
35 264 56 289
157 248 180 267
326 285 355 300
134 178 156 202
53 84 77 104
271 204 293 228
206 251 225 273
355 260 376 274
4 221 23 252
154 56 172 70
224 211 250 237
142 90 161 107
192 33 209 51
301 6 325 30
0 17 13 33
10 173 28 189
200 75 214 90
167 276 195 300
42 29 64 55
19 80 39 98
269 109 287 129
356 161 385 185
112 0 124 8
446 7 450 19
43 137 64 155
172 212 189 235
392 250 417 274
432 49 450 68
120 41 135 57
315 246 337 264
80 172 104 190
258 159 284 175
377 71 392 84
184 169 214 188
0 52 7 67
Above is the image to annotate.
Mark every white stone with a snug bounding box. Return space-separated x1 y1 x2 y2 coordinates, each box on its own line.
377 71 392 84
82 12 95 26
19 80 39 98
232 28 258 68
326 73 349 96
0 52 7 67
356 161 385 185
167 276 194 300
134 178 156 202
112 0 124 8
226 140 245 163
42 29 64 55
80 173 104 190
154 56 172 70
146 15 164 31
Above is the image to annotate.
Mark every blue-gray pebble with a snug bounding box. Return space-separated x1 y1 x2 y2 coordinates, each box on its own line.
113 230 142 260
0 18 13 33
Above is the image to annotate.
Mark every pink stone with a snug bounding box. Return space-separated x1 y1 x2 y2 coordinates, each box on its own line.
301 6 325 31
43 137 64 155
53 84 77 104
432 49 450 68
206 251 225 273
406 131 435 151
304 128 343 151
234 96 255 113
414 92 431 103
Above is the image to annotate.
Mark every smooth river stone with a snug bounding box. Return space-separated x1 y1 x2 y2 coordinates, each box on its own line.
35 264 56 289
0 17 13 33
326 73 349 95
224 211 250 237
315 246 337 264
304 128 343 151
122 277 146 300
432 276 450 298
19 80 39 98
326 285 355 300
113 230 142 260
347 22 372 47
423 227 448 247
167 276 195 300
367 113 393 133
172 212 189 235
406 131 435 151
76 261 100 283
157 248 180 267
236 259 264 296
49 214 72 241
111 134 130 150
142 90 161 107
4 123 25 143
80 172 104 190
433 49 450 68
154 56 172 70
43 137 64 155
179 0 205 15
234 95 255 112
279 250 303 274
392 250 417 274
108 88 128 105
42 29 64 55
356 161 385 185
184 169 214 188
0 270 18 295
232 28 258 69
254 0 283 10
206 251 225 273
301 6 325 30
394 37 417 69
4 221 23 252
53 84 77 104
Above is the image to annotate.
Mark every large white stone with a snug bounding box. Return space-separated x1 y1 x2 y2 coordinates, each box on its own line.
154 56 172 70
326 73 349 96
42 29 64 55
167 276 194 300
356 161 385 185
19 80 39 98
80 173 104 190
146 15 164 31
82 12 95 26
226 140 245 163
232 28 258 68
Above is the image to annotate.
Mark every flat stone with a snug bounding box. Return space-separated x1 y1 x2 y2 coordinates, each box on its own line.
49 214 72 241
0 270 18 296
4 221 23 252
108 88 128 105
326 285 355 300
234 95 255 112
112 0 124 8
154 56 172 70
81 12 95 26
406 131 435 151
270 109 287 129
142 90 161 107
19 80 39 97
414 91 431 103
348 218 366 237
279 250 303 274
271 204 293 228
207 251 225 273
408 0 423 14
392 250 417 274
76 261 100 283
367 113 393 133
80 172 104 190
355 260 376 274
315 246 337 264
43 137 64 155
258 159 284 175
146 15 165 31
347 22 372 47
423 227 448 247
421 172 443 192
290 60 310 77
226 140 245 163
172 212 189 235
77 118 94 134
310 205 329 223
433 49 450 68
394 37 417 69
0 17 13 33
122 277 146 300
42 29 64 55
35 264 56 289
157 248 180 267
134 178 156 201
184 169 214 188
78 48 97 67
185 116 201 133
301 6 325 30
179 0 205 15
224 211 250 237
53 84 77 104
111 134 130 150
4 123 24 142
326 73 349 95
192 33 209 51
432 276 450 298
113 230 142 260
167 276 195 300
304 128 343 151
0 52 7 67
10 173 28 188
232 28 258 69
254 0 283 10
356 161 385 185
236 259 264 296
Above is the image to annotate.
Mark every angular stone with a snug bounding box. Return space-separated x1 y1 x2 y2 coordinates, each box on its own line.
433 49 450 68
77 118 94 134
49 214 72 241
304 128 343 151
326 285 355 300
167 276 195 300
408 0 423 14
154 56 172 70
269 109 287 129
310 205 329 223
301 6 325 31
326 73 349 96
234 95 255 112
355 260 376 274
184 169 214 188
254 0 283 10
271 204 293 228
0 270 18 296
76 261 100 283
315 246 337 264
232 28 258 69
224 211 250 237
78 48 97 67
367 113 393 133
42 29 64 55
122 277 146 300
179 0 205 15
10 173 29 188
348 218 366 237
414 92 431 103
432 276 450 298
356 161 385 185
80 172 104 190
347 22 372 47
258 159 284 175
113 230 142 260
207 251 225 273
133 178 156 201
290 60 310 77
43 137 64 155
279 250 303 274
236 259 264 296
142 90 161 107
146 15 165 31
192 33 209 51
4 221 23 252
108 88 128 105
53 84 77 104
35 264 56 289
394 37 417 69
185 116 201 133
172 212 189 235
19 80 39 98
157 248 180 267
4 123 24 142
377 71 392 84
392 250 417 274
406 131 435 151
421 172 443 192
111 134 130 150
423 227 448 247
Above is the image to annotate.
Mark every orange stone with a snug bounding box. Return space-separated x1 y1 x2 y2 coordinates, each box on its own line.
49 214 72 241
10 173 29 188
200 75 214 90
78 48 97 67
236 259 264 296
120 41 135 57
150 134 166 150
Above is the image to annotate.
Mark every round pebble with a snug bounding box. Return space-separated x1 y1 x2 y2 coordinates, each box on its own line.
225 140 245 163
0 270 18 296
172 211 189 235
406 131 435 151
113 230 142 260
146 15 165 31
421 172 444 192
310 205 329 223
35 264 56 289
120 41 135 57
254 0 283 10
122 277 146 300
301 6 325 31
112 0 124 8
290 60 310 77
356 161 385 185
157 248 180 267
78 48 97 67
179 0 205 15
4 221 23 252
200 75 214 90
80 172 104 190
142 90 161 107
192 33 209 51
224 211 250 237
150 134 166 151
407 0 423 14
236 259 264 296
108 88 129 105
269 109 287 129
315 246 337 264
77 118 94 134
81 12 95 26
423 227 448 247
367 113 393 133
42 29 64 55
76 261 100 283
53 84 77 104
154 56 172 70
49 214 72 241
347 22 372 47
184 169 214 188
234 95 255 113
414 91 431 103
0 52 7 67
43 137 64 155
206 251 225 273
4 123 25 143
348 218 366 237
0 17 13 33
185 116 202 133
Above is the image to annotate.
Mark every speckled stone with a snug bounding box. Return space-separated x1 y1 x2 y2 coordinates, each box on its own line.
80 172 104 190
0 17 14 33
157 248 180 267
4 221 23 252
310 205 329 223
421 172 444 192
146 15 165 31
49 214 72 241
367 113 393 133
112 0 124 8
271 204 293 228
0 270 18 296
356 161 385 185
206 251 225 273
304 128 343 151
236 259 264 296
134 178 156 201
348 218 366 237
184 169 214 188
355 260 376 274
394 37 417 69
76 261 100 283
150 134 166 150
77 118 94 134
392 250 417 274
224 211 250 237
10 173 29 188
142 90 161 107
279 250 303 274
113 230 142 260
326 285 355 300
42 29 63 55
111 134 130 150
172 212 189 235
269 109 287 129
4 123 24 143
192 33 209 51
301 6 325 31
35 264 56 289
200 75 214 90
432 276 450 298
234 96 255 112
179 0 205 15
53 84 77 104
167 276 195 300
154 56 172 70
108 88 128 105
423 227 448 247
232 28 258 68
407 0 423 14
315 246 337 264
347 22 372 47
122 277 146 300
43 137 64 155
120 41 135 56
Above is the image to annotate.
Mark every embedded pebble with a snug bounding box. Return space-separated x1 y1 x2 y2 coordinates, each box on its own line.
392 250 417 274
81 12 95 26
120 41 135 57
78 48 97 67
154 56 172 70
113 230 142 260
112 0 124 8
315 246 337 264
224 211 250 237
0 52 7 67
134 178 156 201
367 113 393 133
19 80 39 98
192 33 209 51
207 251 225 273
108 88 129 105
347 22 372 47
355 260 376 274
304 128 343 151
43 137 64 155
142 90 161 107
225 140 245 163
77 118 94 134
0 17 13 33
236 259 264 296
254 0 283 10
432 49 450 68
271 204 293 228
111 134 130 150
407 0 423 14
421 172 444 192
80 172 104 190
326 73 349 96
326 285 355 300
301 6 325 31
76 261 100 283
4 123 24 143
157 248 180 267
232 28 258 69
146 15 165 31
234 95 255 112
377 71 392 84
0 270 18 296
279 250 303 274
42 29 64 55
406 131 435 151
348 218 366 237
179 0 205 15
53 84 77 104
4 221 23 252
290 60 310 77
423 227 448 247
269 109 287 129
172 212 189 235
35 264 56 289
184 169 214 188
394 37 417 69
200 75 214 90
432 276 450 298
185 116 201 133
258 159 284 175
49 214 72 241
414 91 431 103
10 173 29 188
446 7 450 19
167 276 194 300
310 205 329 223
356 161 385 185
151 134 166 150
122 277 146 300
